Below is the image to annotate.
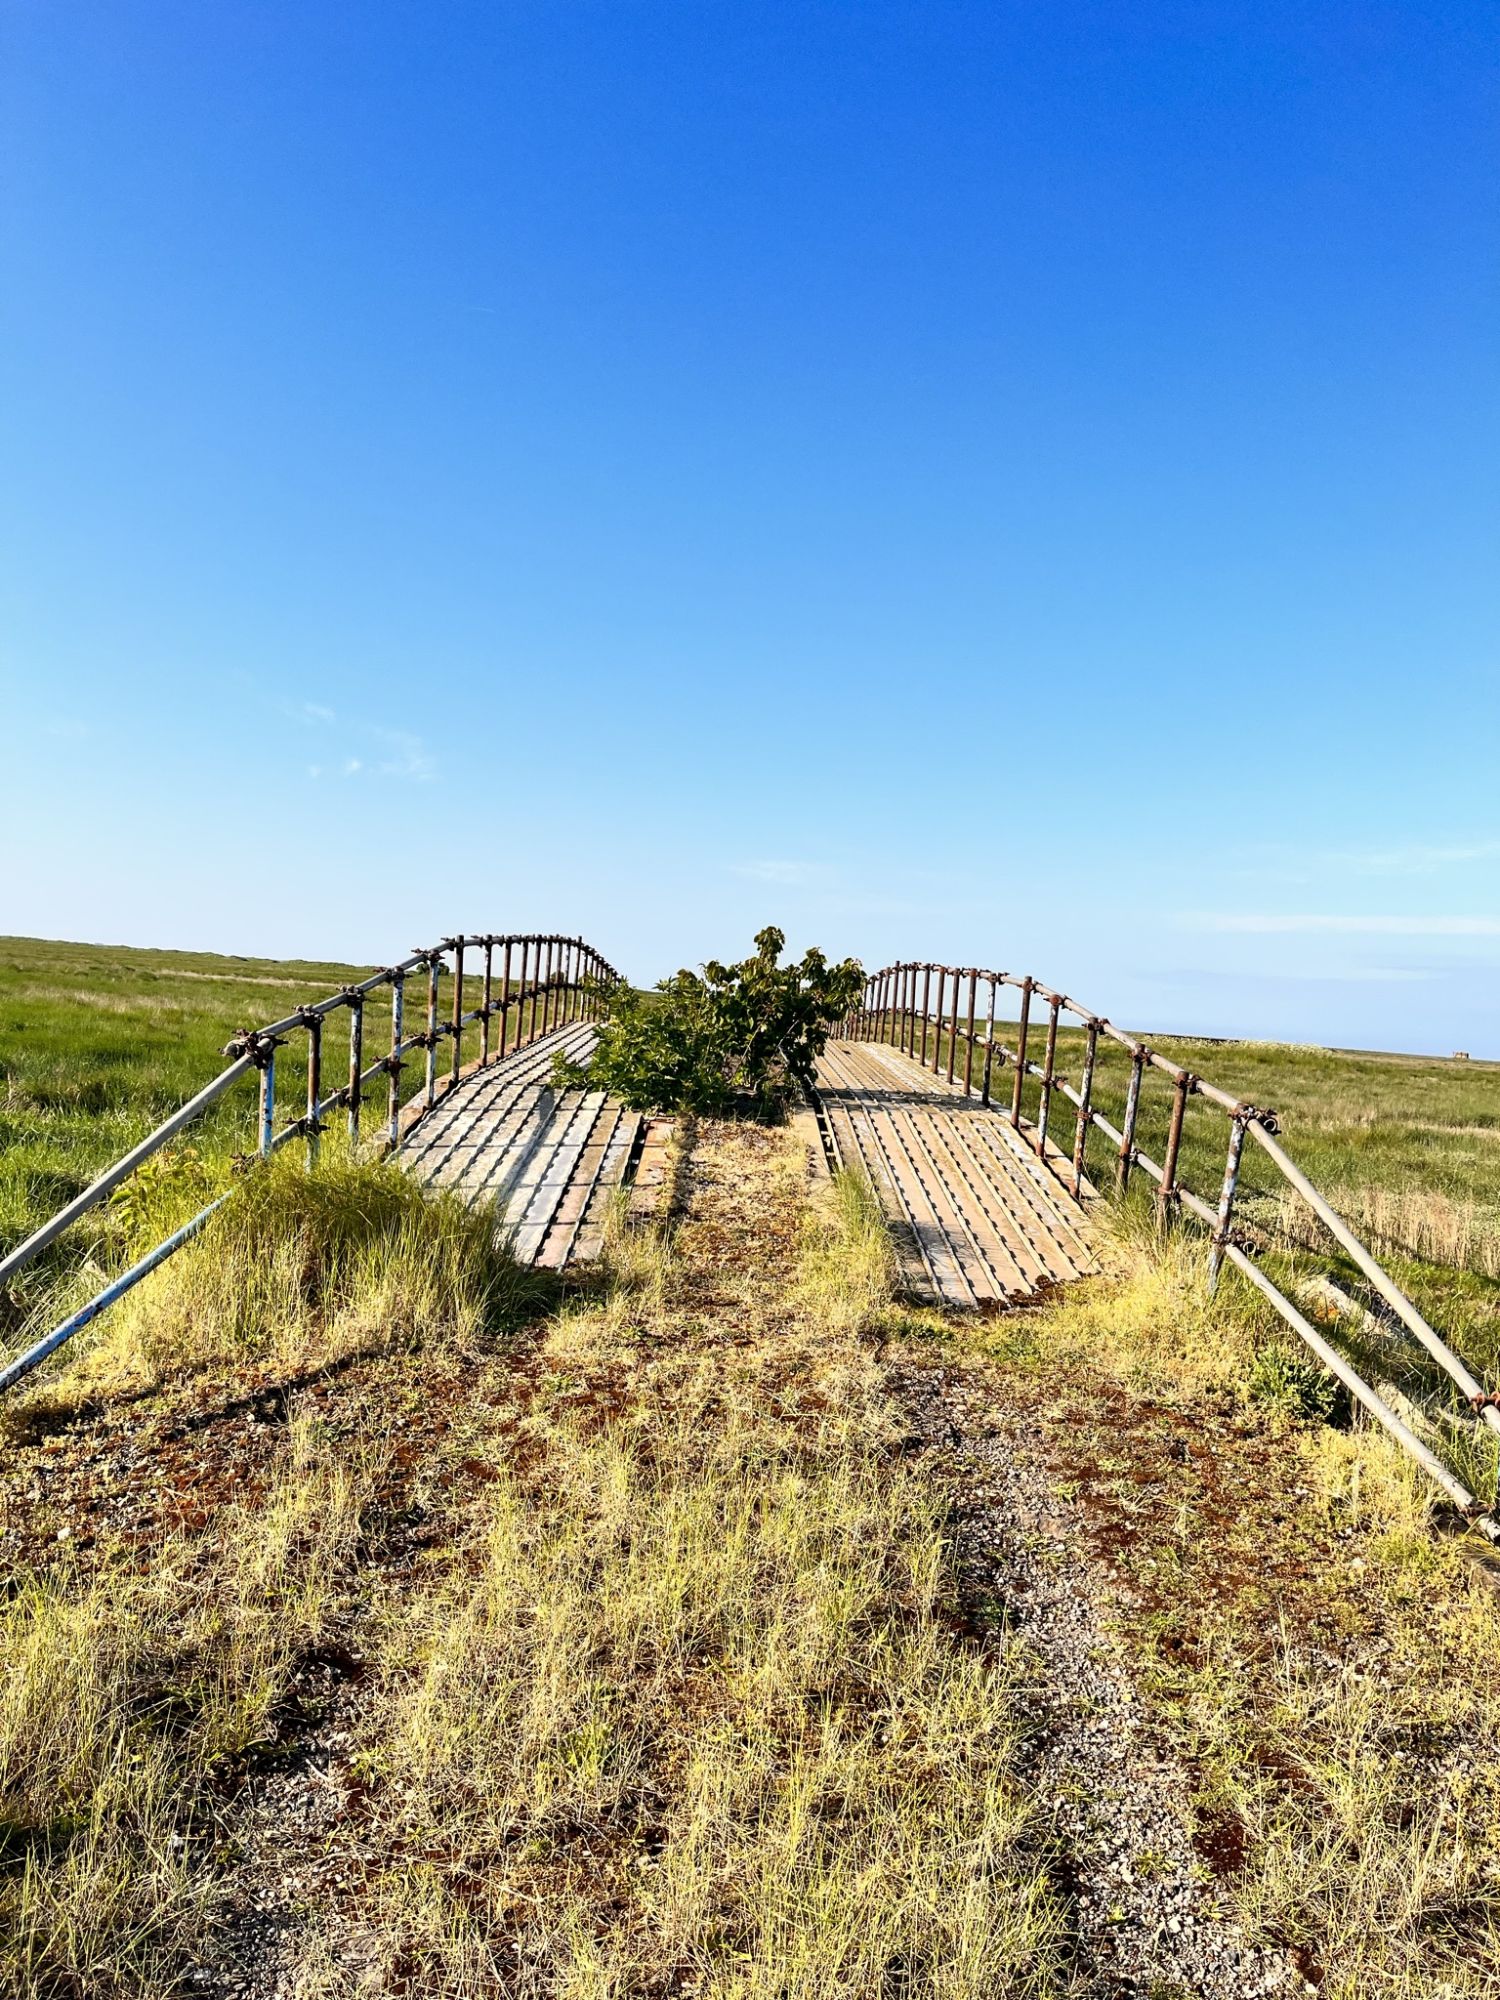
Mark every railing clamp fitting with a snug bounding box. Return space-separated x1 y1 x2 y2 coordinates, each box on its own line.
223 1028 282 1068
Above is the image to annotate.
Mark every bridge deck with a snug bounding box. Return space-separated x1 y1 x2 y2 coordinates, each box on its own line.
399 1024 642 1268
812 1038 1095 1309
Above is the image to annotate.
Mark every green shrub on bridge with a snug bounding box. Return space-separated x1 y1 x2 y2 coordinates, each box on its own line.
558 927 863 1118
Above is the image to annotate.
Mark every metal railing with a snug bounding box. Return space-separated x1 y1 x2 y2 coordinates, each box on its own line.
850 960 1500 1539
0 932 621 1394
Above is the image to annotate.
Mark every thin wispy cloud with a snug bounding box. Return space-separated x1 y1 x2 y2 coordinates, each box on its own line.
1342 839 1500 873
303 724 435 782
1236 836 1500 881
1183 913 1500 937
730 860 831 886
370 728 435 781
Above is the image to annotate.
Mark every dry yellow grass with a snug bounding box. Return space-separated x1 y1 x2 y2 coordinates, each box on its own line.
0 1416 372 1997
295 1126 1062 1997
948 1209 1500 1997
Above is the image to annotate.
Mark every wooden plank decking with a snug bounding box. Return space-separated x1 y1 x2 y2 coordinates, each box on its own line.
812 1038 1095 1309
399 1023 643 1268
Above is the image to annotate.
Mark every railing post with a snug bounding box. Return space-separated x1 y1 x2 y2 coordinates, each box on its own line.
542 937 556 1036
905 963 917 1057
1209 1113 1250 1291
258 1045 276 1157
388 974 405 1146
305 1015 322 1167
1035 996 1060 1155
1157 1072 1193 1224
1072 1021 1098 1197
1119 1048 1144 1190
450 938 465 1092
518 938 533 1045
481 938 493 1065
946 968 961 1085
930 967 944 1074
962 969 978 1096
1010 977 1033 1128
424 955 439 1110
980 976 997 1107
347 998 363 1144
920 965 932 1067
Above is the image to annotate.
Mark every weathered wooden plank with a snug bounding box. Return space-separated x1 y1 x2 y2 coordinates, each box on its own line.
812 1037 1095 1309
399 1027 641 1270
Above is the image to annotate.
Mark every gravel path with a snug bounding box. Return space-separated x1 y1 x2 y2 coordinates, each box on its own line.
889 1357 1310 2000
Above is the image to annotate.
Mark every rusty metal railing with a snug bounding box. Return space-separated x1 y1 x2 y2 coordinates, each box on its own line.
849 960 1500 1539
0 932 621 1394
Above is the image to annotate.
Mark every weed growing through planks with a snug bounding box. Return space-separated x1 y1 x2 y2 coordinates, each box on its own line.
554 926 864 1118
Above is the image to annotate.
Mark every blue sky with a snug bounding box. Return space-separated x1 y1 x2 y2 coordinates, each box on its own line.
3 2 1497 1053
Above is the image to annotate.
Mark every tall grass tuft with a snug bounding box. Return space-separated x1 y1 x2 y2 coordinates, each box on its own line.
42 1145 547 1402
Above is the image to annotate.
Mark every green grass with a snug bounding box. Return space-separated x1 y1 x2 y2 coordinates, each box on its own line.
0 936 371 1281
